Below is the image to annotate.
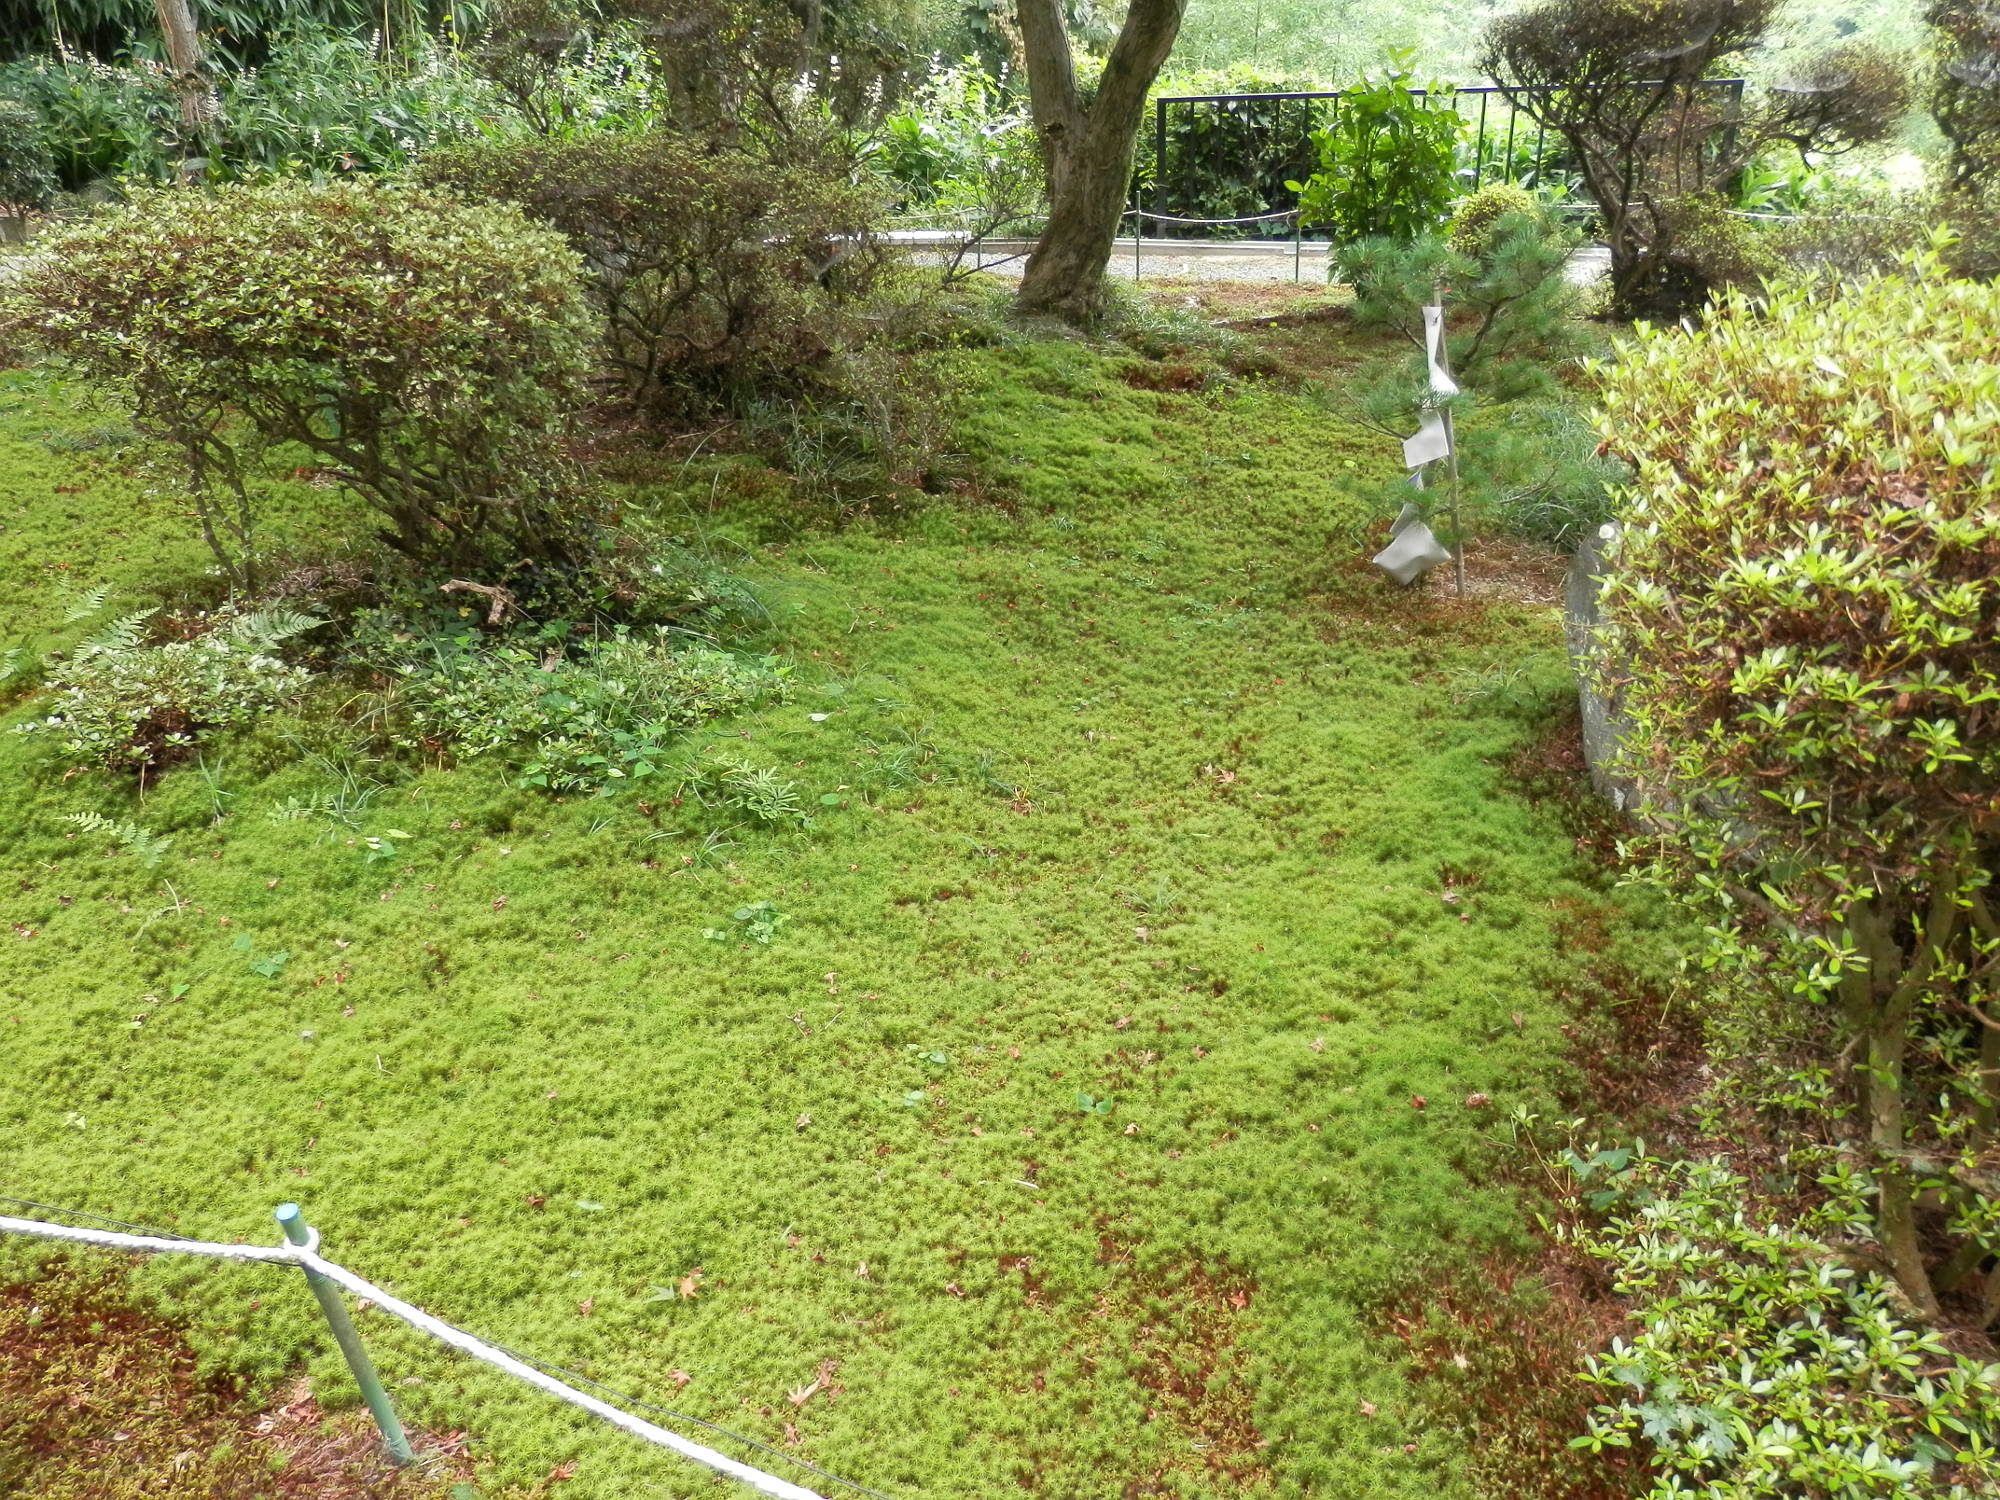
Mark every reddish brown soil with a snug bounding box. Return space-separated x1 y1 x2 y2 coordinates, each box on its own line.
0 1269 473 1499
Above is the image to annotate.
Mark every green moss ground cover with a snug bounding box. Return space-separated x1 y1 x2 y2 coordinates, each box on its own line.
0 332 1673 1498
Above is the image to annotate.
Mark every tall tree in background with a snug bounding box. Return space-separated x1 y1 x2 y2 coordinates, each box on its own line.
1928 0 2000 188
1014 0 1187 319
1483 0 1904 318
151 0 213 130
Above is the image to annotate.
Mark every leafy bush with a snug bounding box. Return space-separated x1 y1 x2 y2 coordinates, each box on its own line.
420 131 885 416
364 622 791 793
0 29 493 191
876 59 1039 214
17 608 317 774
0 96 55 218
1588 255 2000 1318
470 0 666 137
4 179 597 585
1659 190 1771 296
1290 50 1462 244
1563 1151 2000 1497
202 27 493 180
0 53 180 188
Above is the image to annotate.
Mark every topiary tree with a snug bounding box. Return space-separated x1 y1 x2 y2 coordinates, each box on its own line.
1587 254 2000 1320
1446 182 1539 261
1482 0 1907 318
419 131 886 415
1928 0 2000 190
2 179 597 588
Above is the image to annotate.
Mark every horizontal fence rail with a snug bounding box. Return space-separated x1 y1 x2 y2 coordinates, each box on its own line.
0 1205 876 1500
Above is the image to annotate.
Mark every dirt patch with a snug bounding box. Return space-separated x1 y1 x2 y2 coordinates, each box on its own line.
1138 278 1348 323
1034 1237 1268 1498
1383 1255 1640 1500
0 1269 472 1499
1118 361 1208 393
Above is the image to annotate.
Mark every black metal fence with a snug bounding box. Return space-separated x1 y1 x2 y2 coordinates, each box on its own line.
1143 79 1748 240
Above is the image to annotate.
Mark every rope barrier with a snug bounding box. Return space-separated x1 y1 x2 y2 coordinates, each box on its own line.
0 1213 300 1264
0 1210 839 1500
1123 207 1303 227
0 1194 196 1240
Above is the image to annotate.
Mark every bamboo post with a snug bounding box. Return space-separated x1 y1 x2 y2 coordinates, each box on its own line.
276 1203 415 1465
1432 280 1466 597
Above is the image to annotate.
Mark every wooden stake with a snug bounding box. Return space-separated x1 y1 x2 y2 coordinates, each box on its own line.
1432 280 1466 597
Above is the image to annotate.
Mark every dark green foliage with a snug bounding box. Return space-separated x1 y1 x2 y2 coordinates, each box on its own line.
2 179 598 585
1481 0 1908 317
1135 65 1328 234
0 30 495 191
1340 209 1589 406
0 53 180 189
1291 51 1462 244
0 0 474 66
419 131 887 416
0 97 55 215
1589 259 2000 1320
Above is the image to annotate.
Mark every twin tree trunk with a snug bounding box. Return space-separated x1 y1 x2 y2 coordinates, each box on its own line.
1014 0 1189 320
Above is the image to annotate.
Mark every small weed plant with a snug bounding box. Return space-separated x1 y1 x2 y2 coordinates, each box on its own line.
18 607 317 774
60 811 172 866
366 623 790 794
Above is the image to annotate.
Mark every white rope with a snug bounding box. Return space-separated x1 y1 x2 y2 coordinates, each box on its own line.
0 1214 299 1263
291 1247 830 1500
0 1213 830 1500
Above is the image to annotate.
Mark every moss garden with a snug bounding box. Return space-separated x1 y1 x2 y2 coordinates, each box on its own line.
0 318 1683 1498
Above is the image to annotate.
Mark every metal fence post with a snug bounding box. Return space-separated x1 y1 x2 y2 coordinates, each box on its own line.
276 1203 415 1465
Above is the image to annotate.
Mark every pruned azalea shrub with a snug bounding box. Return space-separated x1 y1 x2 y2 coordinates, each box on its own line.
1588 256 2000 1335
419 131 887 417
3 179 598 585
1563 1151 2000 1497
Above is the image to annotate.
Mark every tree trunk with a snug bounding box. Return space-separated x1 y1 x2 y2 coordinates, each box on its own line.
1866 963 1936 1319
1850 890 1960 1321
1015 0 1188 320
152 0 212 134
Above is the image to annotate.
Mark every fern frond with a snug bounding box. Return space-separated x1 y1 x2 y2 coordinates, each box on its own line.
61 811 172 867
75 608 159 660
0 647 22 684
61 586 110 624
228 608 322 652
